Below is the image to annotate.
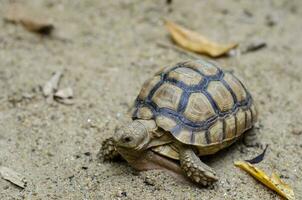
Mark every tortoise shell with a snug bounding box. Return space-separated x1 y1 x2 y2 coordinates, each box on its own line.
132 60 257 155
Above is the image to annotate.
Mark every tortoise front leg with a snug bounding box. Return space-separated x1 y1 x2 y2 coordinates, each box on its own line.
98 137 121 161
179 147 218 186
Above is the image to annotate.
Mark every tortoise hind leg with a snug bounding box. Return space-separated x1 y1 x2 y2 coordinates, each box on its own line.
243 128 261 147
179 147 218 186
98 137 121 161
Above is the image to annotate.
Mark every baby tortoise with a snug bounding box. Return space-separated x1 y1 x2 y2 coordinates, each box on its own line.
100 60 258 186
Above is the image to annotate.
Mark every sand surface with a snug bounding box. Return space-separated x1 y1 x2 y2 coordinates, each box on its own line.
0 0 301 199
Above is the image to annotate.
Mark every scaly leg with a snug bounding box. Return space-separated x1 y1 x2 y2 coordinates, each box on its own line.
243 128 260 147
98 137 121 161
179 147 218 186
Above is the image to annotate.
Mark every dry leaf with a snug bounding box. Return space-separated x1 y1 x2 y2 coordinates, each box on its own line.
54 87 73 99
4 3 54 35
234 161 295 200
43 71 63 97
242 39 267 54
55 98 74 105
42 71 75 105
54 87 74 105
245 144 268 164
164 20 238 57
0 166 27 188
19 19 54 35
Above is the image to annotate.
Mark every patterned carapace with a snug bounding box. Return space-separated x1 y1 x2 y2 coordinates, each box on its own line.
132 60 257 147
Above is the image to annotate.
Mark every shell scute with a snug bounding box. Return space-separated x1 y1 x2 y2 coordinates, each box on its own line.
224 115 236 139
223 73 247 102
136 106 153 119
173 128 193 144
207 81 234 112
155 115 177 132
236 109 246 135
245 109 253 130
152 83 182 110
168 67 203 86
155 65 176 76
250 104 258 123
208 120 223 144
193 130 207 146
138 76 161 100
183 93 216 122
184 60 218 76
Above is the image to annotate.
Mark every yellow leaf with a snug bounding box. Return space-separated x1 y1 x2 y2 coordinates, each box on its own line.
234 161 295 200
271 172 295 200
164 20 238 57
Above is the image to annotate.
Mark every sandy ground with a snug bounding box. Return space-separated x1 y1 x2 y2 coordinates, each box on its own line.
0 0 301 199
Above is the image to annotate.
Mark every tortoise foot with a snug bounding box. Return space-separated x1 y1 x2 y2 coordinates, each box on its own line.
98 137 121 161
180 148 218 186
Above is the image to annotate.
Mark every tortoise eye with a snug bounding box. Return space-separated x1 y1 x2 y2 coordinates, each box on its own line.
123 136 132 143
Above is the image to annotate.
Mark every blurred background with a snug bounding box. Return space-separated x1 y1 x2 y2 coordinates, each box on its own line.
0 0 301 199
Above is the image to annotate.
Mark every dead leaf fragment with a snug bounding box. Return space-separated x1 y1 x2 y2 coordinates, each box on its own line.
19 19 54 35
242 39 267 54
164 20 238 57
42 71 75 105
54 87 73 99
43 71 63 97
234 161 295 200
54 87 74 105
4 3 54 35
0 166 27 189
245 144 268 164
55 98 74 105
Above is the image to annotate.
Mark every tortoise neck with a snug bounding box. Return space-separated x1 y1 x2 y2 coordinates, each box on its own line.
116 147 142 164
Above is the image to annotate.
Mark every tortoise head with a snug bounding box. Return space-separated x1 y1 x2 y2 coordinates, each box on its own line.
114 120 155 151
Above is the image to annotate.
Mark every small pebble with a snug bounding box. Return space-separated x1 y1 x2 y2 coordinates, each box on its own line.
291 128 302 135
115 189 127 198
243 9 253 18
266 14 279 27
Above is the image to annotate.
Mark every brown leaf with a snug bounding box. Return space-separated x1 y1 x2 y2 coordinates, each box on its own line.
4 3 54 35
234 161 295 200
164 20 238 57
